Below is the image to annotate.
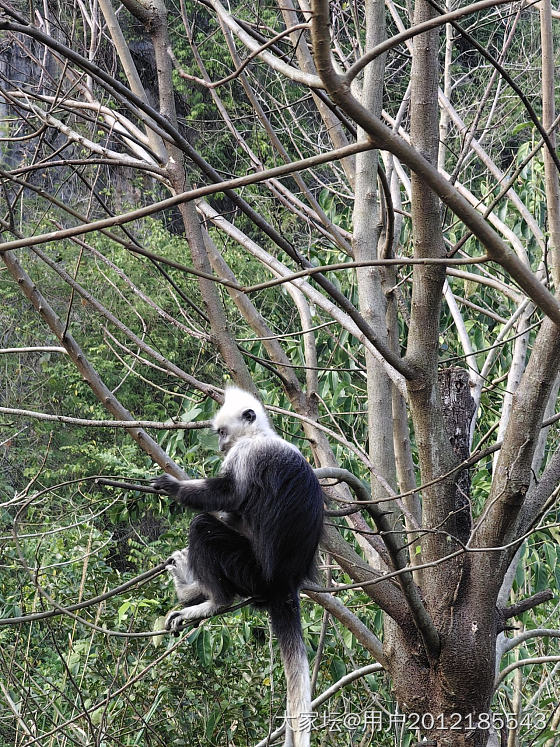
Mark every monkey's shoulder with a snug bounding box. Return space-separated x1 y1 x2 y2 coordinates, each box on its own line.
221 434 310 474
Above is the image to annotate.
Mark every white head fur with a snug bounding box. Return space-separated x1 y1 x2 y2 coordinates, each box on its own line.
213 386 275 453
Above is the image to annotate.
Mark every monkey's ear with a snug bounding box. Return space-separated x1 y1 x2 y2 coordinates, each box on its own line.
242 408 256 423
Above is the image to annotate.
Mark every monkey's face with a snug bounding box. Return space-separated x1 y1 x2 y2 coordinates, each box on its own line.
216 425 231 453
215 407 257 453
212 386 274 453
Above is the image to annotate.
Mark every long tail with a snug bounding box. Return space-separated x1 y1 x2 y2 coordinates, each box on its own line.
269 596 311 747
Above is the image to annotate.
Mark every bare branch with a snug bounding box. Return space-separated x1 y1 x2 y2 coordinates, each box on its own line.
501 590 554 621
495 656 560 689
310 0 560 327
0 406 211 430
1 250 190 473
0 143 373 253
344 0 515 84
501 628 560 655
314 467 440 658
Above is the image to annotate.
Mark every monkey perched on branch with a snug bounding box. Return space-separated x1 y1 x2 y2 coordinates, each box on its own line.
153 386 323 747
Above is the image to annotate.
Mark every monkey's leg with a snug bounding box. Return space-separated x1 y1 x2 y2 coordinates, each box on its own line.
165 515 234 632
165 514 265 632
165 598 223 631
166 549 207 605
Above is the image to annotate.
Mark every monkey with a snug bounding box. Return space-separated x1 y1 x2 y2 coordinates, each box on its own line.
152 386 324 747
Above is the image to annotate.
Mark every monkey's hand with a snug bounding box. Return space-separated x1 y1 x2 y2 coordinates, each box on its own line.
151 474 181 497
152 475 226 511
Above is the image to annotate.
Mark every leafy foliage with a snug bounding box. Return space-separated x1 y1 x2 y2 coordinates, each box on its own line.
1 0 559 744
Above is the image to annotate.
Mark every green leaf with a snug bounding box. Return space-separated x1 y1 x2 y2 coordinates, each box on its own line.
329 656 346 682
195 628 213 666
118 601 132 623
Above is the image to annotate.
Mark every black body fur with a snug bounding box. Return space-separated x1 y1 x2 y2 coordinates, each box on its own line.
154 442 323 610
152 389 323 747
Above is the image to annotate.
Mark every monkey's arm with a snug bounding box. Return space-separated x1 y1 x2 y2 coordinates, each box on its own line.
152 474 236 511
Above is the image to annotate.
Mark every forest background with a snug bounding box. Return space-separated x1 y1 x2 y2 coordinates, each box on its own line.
1 0 560 745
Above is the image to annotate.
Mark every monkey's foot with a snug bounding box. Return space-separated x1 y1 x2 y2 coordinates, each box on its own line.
165 601 220 632
164 610 193 633
166 549 206 604
165 548 190 575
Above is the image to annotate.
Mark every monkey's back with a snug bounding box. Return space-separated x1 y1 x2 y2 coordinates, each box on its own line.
221 436 323 593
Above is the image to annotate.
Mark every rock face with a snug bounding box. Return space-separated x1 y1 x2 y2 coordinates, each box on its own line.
0 19 72 201
0 12 199 216
0 33 43 167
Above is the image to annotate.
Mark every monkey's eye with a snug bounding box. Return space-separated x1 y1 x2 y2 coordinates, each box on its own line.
242 409 256 423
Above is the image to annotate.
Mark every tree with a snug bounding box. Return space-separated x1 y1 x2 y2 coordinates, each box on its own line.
0 0 559 744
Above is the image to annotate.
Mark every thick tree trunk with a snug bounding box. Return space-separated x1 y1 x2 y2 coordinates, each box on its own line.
386 592 498 746
382 0 497 740
439 367 475 543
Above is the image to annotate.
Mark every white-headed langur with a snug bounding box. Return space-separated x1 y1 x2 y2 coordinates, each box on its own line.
152 386 324 747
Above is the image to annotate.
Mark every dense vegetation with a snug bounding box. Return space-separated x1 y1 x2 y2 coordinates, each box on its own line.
1 0 560 745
